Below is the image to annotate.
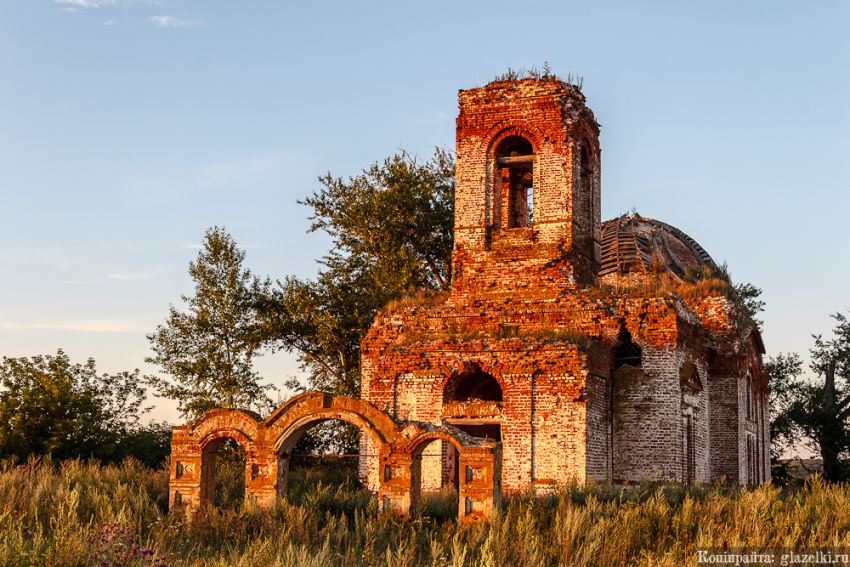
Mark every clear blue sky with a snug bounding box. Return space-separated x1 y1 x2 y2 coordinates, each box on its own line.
1 0 848 422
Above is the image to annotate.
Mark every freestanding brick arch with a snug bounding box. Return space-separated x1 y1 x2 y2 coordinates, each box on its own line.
405 428 501 518
169 392 501 521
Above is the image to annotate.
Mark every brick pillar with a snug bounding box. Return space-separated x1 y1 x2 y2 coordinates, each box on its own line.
378 450 413 516
198 448 217 507
168 426 202 510
457 447 501 522
709 365 741 483
246 447 278 507
169 448 202 509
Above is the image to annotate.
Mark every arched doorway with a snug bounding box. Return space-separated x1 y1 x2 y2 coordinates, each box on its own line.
275 417 367 506
409 435 461 519
439 363 503 502
261 393 399 498
169 393 501 521
406 430 501 522
200 436 247 509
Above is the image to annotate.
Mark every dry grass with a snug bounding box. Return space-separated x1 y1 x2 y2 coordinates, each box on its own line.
2 458 849 566
594 269 731 305
380 290 449 316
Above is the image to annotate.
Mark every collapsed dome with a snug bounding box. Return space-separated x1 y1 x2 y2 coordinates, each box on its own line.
599 214 715 280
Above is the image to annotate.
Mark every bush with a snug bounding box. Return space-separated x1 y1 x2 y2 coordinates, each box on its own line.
0 350 159 464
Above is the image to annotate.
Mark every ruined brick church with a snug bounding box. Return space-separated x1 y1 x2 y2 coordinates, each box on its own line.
360 77 769 492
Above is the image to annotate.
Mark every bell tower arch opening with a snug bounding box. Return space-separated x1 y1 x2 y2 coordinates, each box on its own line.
576 141 598 261
451 78 602 299
495 135 535 229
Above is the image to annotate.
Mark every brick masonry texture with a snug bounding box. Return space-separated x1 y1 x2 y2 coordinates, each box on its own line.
168 393 501 521
360 77 769 492
170 78 770 516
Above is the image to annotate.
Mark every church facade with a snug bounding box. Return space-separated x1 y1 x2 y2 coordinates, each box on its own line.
360 77 769 493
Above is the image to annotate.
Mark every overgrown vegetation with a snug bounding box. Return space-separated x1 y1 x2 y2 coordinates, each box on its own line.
491 62 584 90
768 312 850 481
595 262 764 331
146 226 273 420
0 350 170 467
2 458 850 566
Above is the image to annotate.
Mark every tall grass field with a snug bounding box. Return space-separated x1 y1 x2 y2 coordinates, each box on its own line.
1 458 849 566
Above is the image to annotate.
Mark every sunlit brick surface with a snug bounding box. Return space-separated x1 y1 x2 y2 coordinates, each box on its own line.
361 78 769 492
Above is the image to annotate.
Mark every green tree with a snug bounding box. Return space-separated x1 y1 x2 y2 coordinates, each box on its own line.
304 149 454 292
731 282 766 329
121 421 173 468
765 351 804 481
768 312 850 481
259 149 454 397
147 226 271 420
255 150 453 455
0 350 147 461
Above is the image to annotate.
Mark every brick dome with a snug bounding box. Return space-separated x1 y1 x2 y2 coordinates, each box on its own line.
599 214 715 280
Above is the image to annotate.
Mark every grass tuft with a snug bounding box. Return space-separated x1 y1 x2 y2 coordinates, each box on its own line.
1 458 849 565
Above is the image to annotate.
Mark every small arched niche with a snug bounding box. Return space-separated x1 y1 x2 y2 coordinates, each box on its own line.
495 135 535 228
614 328 642 369
680 361 702 393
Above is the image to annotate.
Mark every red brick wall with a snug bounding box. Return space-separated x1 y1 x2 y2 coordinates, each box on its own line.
360 78 769 491
451 78 601 303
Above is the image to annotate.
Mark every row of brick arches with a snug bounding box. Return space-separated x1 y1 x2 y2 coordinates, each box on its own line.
168 392 501 521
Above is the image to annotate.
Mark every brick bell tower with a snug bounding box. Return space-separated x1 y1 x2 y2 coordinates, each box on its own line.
450 77 602 302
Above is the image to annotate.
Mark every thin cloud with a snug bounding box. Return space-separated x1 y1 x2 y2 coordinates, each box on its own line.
102 19 114 26
148 15 204 29
200 151 292 187
61 279 103 286
121 149 297 206
106 267 166 281
0 317 156 333
54 0 161 8
55 0 117 7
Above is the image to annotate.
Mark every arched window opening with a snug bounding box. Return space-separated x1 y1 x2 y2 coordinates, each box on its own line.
614 328 642 369
746 433 757 486
579 142 595 258
444 363 503 403
201 438 246 510
679 361 701 486
745 371 754 420
496 135 534 228
680 361 702 392
683 413 696 485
